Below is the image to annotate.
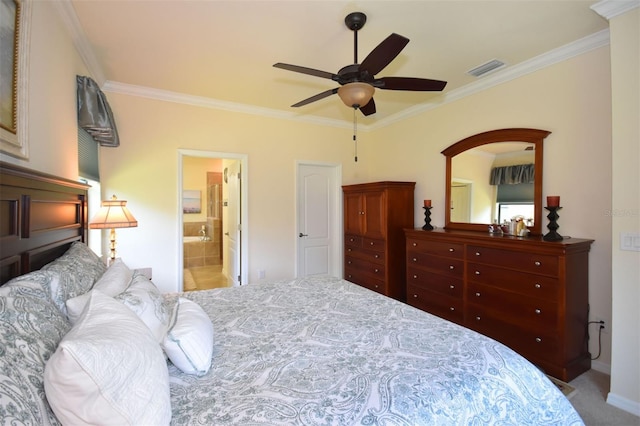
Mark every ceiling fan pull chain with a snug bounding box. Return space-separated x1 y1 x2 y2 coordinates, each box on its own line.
353 108 358 162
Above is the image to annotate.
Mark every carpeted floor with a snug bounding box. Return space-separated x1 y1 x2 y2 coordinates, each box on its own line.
568 369 640 425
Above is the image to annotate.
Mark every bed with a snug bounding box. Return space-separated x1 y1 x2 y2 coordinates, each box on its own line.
0 162 584 425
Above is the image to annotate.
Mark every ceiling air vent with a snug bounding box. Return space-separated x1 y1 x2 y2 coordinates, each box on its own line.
467 59 506 77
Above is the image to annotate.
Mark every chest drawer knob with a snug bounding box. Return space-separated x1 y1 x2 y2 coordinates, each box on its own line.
347 248 352 252
413 274 418 279
475 252 481 256
349 238 355 242
374 254 380 259
535 309 541 314
534 283 541 288
476 316 481 321
413 294 418 298
534 261 541 266
449 265 455 270
449 248 455 252
475 270 480 275
450 307 455 311
412 242 417 247
374 284 379 289
370 242 375 246
374 268 379 273
347 260 352 265
449 284 455 289
475 292 481 297
412 257 417 262
347 274 353 279
535 337 542 343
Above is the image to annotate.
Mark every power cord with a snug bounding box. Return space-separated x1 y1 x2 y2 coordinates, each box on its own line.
587 320 605 360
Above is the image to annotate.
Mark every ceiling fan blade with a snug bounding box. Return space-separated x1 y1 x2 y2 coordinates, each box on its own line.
291 88 339 107
273 63 337 80
376 77 447 91
359 33 409 76
360 98 376 116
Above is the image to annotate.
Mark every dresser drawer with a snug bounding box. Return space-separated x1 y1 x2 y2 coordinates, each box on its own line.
407 284 463 323
344 268 385 295
345 246 385 265
406 239 464 259
467 245 558 276
407 267 463 298
467 282 558 329
467 308 560 363
407 253 463 277
467 262 559 300
345 257 385 279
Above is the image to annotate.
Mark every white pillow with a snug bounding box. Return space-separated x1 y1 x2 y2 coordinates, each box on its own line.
44 290 171 425
163 297 214 376
115 274 170 343
65 258 133 324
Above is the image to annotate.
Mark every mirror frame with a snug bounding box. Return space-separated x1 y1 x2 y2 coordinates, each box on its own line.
442 128 551 236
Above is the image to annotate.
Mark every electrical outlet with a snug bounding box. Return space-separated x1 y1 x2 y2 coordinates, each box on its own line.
596 318 607 333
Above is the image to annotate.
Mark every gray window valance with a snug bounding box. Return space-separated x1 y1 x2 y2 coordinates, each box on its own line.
76 76 119 147
490 163 535 185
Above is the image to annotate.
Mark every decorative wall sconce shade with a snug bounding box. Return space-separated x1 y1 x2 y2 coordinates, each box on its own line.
89 195 138 263
337 82 375 108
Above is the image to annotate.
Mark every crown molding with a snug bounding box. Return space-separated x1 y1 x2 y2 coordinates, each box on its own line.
53 0 105 85
591 0 640 20
102 81 353 130
369 29 610 130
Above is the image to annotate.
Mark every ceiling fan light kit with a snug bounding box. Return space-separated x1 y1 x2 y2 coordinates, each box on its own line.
338 82 375 109
274 11 447 116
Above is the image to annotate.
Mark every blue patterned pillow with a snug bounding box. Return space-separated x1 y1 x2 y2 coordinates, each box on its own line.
0 276 71 425
41 242 106 302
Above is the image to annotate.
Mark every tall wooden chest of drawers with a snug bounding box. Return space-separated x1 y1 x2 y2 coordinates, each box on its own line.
343 181 415 301
404 228 593 381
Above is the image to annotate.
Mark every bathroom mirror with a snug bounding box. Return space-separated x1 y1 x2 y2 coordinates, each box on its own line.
442 128 550 236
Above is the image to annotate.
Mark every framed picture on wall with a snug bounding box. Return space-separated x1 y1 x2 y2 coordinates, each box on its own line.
183 190 201 214
1 0 31 159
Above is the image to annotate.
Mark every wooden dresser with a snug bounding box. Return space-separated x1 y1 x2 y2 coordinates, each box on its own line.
404 228 593 381
343 181 415 301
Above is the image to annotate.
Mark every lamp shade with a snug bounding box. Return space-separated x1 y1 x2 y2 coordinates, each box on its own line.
89 195 138 229
337 82 375 108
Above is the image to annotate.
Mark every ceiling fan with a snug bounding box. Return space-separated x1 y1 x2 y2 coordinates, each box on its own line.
273 12 447 116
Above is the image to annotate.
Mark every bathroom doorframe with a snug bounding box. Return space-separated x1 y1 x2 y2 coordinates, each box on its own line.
177 149 249 288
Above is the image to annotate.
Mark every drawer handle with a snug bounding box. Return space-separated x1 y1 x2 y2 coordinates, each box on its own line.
360 211 365 215
413 294 418 298
475 252 481 256
370 242 375 246
535 309 541 314
374 269 379 273
412 242 417 247
347 274 352 278
412 258 417 262
449 248 455 252
347 260 352 265
449 284 455 289
349 238 355 242
449 265 455 270
535 337 542 343
534 283 541 289
374 284 379 288
450 307 455 311
475 271 480 275
413 274 418 279
347 248 352 252
374 254 380 259
475 292 481 297
476 316 481 321
534 261 541 266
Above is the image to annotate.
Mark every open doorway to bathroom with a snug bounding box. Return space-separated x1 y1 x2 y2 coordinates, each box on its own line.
178 150 248 291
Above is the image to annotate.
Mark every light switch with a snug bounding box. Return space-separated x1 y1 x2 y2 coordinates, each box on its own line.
620 232 640 252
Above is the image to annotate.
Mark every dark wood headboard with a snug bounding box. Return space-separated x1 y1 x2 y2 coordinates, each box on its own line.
0 162 89 284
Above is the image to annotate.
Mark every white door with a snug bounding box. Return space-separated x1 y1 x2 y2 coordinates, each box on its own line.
226 161 241 286
296 163 341 277
451 181 472 222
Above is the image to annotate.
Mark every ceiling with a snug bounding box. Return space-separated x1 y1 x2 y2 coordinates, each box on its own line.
64 1 608 126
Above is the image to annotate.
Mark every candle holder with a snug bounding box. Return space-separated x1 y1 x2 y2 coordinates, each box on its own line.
543 206 563 241
422 206 433 231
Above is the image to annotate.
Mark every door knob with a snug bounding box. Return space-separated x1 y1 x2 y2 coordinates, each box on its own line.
299 233 308 237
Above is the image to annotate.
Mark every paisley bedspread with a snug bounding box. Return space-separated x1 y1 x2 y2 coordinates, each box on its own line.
170 275 583 425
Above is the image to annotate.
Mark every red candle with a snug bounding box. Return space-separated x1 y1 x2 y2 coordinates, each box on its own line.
547 196 560 207
424 199 432 207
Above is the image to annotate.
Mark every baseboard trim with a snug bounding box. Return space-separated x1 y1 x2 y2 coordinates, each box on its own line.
591 359 611 375
606 392 640 417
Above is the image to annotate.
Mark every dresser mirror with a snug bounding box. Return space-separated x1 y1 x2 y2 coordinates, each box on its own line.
441 128 551 236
